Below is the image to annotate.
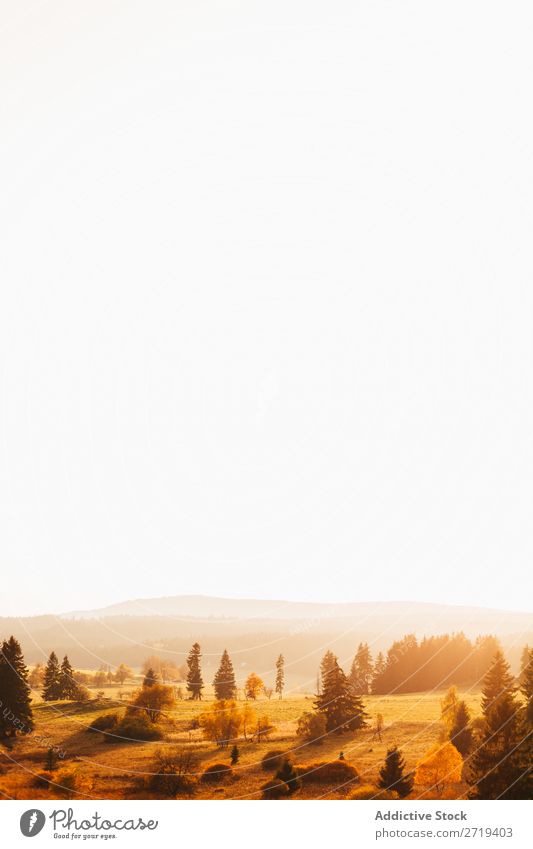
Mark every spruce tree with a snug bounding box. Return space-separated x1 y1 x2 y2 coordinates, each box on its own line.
469 651 525 799
0 637 33 737
213 649 237 700
275 654 285 699
516 647 533 798
59 655 79 700
42 651 62 701
372 652 386 694
349 643 373 695
319 650 336 691
315 655 367 733
450 700 473 756
142 667 160 688
378 746 413 798
186 642 204 700
521 647 533 725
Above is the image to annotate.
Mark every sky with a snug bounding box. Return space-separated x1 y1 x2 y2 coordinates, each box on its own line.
1 1 533 617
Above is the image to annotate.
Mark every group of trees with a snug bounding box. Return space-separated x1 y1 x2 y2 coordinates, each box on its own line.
185 644 285 702
29 661 134 690
337 633 503 696
315 651 367 733
41 652 87 701
199 700 274 747
371 633 501 694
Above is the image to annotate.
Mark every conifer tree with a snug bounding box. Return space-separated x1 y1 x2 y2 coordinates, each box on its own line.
59 655 79 700
275 654 285 699
142 667 160 688
230 744 240 765
450 700 473 756
0 637 33 737
42 651 62 701
520 647 533 725
349 642 373 695
469 651 525 799
319 650 336 691
315 654 367 733
186 642 204 701
372 652 386 693
213 649 236 700
378 746 413 798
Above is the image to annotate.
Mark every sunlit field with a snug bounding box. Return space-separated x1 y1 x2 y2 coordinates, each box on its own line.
0 685 484 801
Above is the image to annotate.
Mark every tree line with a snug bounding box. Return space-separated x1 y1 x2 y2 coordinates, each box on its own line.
347 632 502 695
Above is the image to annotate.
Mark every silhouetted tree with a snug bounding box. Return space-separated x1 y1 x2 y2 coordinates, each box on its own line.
230 744 240 765
315 654 367 733
0 637 33 737
378 746 413 798
42 651 62 701
469 651 526 799
59 655 79 700
349 643 373 695
143 667 160 688
213 650 236 700
450 700 473 756
186 643 204 701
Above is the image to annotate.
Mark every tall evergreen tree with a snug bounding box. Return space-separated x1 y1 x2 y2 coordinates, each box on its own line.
186 642 204 701
450 700 473 756
372 652 386 693
521 647 533 725
378 746 413 798
58 655 79 700
469 651 526 799
315 654 367 733
275 654 285 699
213 649 236 700
42 651 62 701
319 650 336 692
349 643 373 695
0 637 33 737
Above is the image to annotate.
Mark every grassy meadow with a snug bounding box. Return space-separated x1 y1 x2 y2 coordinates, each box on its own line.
0 681 483 800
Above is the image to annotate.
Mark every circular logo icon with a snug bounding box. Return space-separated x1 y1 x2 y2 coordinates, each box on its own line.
20 810 46 837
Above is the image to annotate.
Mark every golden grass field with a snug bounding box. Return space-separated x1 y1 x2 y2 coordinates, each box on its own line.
0 683 483 800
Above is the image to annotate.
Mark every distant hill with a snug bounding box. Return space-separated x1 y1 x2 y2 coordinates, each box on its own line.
63 594 532 632
1 596 531 686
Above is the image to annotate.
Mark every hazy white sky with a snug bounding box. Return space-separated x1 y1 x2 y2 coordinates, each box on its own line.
1 1 532 616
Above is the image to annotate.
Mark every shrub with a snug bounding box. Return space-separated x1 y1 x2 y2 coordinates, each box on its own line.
296 711 327 742
106 714 163 743
201 763 233 783
34 771 53 788
149 768 196 797
261 750 288 772
275 758 301 796
129 684 175 723
52 768 94 799
199 700 244 748
148 747 198 798
88 712 119 733
261 778 289 799
349 784 398 800
297 759 359 786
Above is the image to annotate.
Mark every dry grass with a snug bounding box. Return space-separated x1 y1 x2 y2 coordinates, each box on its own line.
0 689 481 800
